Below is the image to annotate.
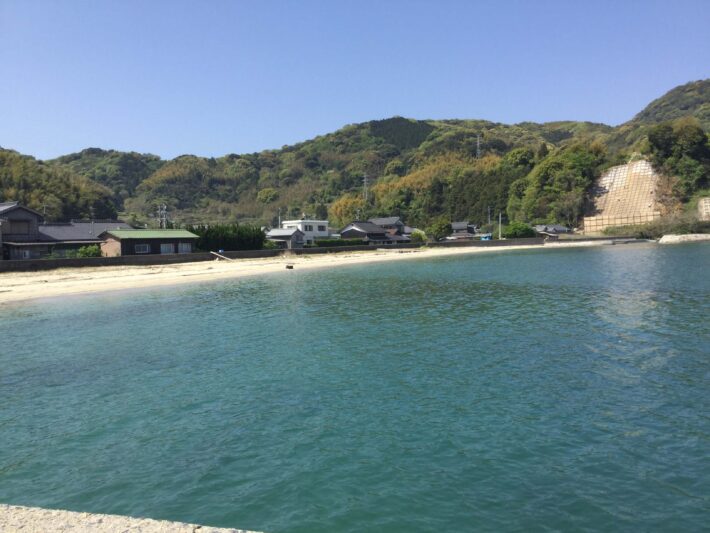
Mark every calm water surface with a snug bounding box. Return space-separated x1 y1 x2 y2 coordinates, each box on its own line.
0 243 708 532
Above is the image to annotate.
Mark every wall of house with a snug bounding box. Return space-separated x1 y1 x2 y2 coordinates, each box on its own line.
282 220 330 243
0 208 43 242
101 238 122 257
117 239 195 256
8 245 50 260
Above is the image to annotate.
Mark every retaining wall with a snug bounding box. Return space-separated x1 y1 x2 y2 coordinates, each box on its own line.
0 238 549 273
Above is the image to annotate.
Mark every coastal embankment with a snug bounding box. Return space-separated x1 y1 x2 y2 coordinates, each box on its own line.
0 504 259 532
0 239 653 304
658 233 710 244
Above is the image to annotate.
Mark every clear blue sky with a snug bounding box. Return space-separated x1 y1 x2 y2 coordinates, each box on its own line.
1 0 708 160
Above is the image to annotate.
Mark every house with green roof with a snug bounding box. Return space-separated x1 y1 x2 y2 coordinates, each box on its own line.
99 229 199 257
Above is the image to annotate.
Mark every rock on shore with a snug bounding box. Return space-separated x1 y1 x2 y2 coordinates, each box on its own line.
658 234 710 244
0 504 261 532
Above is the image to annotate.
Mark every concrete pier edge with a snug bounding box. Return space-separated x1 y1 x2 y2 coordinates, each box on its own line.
0 503 262 532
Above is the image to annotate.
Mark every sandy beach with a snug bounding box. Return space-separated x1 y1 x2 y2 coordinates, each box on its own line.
0 240 637 305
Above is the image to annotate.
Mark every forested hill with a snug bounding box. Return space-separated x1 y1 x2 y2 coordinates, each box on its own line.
2 79 709 228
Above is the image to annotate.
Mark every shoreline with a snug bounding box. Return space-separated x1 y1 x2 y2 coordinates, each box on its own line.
0 240 649 305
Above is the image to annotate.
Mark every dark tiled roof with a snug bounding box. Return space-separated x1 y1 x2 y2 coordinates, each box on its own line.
0 202 44 219
267 228 303 238
39 221 132 242
533 224 570 234
101 229 198 240
342 221 387 234
0 201 20 215
369 217 402 226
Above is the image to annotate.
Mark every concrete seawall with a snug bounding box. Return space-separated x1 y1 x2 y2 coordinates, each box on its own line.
0 504 261 532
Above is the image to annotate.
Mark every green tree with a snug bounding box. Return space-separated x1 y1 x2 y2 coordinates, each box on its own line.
426 217 452 241
257 188 279 203
502 221 536 238
648 118 710 200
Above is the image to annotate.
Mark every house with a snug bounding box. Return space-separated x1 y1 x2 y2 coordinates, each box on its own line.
0 202 47 259
266 228 305 249
447 221 478 240
100 229 199 256
38 220 132 257
281 217 329 244
340 221 395 245
0 201 136 259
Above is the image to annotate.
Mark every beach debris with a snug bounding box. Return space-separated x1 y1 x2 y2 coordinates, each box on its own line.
210 251 234 261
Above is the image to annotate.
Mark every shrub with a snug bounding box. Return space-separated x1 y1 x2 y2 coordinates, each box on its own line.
77 245 102 258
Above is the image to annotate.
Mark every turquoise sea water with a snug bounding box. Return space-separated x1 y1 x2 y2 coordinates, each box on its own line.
1 243 708 532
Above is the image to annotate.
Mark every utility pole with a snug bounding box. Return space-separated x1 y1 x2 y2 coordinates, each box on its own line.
363 174 369 203
476 135 481 159
488 206 492 225
499 211 502 240
278 207 282 228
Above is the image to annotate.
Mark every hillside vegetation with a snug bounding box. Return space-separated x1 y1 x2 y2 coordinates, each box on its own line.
1 79 708 228
0 149 116 220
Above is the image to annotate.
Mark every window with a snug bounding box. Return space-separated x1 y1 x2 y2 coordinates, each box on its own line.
178 242 192 254
318 225 326 231
160 243 175 254
134 243 150 254
9 220 30 234
304 225 313 231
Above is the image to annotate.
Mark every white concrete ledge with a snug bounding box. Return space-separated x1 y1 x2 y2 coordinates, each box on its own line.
0 504 261 532
658 233 710 244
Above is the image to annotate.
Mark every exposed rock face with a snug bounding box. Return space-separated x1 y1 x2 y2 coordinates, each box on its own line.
0 504 261 533
583 160 661 233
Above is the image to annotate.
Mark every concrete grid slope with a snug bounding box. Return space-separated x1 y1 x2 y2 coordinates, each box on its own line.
583 160 661 233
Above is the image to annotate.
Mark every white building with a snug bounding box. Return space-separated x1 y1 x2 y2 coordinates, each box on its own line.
281 218 330 244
